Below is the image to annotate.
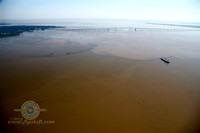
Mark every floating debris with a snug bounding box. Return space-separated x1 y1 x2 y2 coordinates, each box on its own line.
48 53 54 57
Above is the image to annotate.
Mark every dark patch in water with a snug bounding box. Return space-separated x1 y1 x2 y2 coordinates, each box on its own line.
48 53 54 57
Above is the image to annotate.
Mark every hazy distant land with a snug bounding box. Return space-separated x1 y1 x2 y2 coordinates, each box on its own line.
0 23 10 25
147 23 200 29
0 25 64 38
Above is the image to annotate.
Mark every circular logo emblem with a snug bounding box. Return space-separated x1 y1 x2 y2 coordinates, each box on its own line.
21 101 40 120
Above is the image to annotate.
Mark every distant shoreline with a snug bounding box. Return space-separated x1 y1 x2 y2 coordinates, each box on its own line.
0 25 65 38
147 23 200 29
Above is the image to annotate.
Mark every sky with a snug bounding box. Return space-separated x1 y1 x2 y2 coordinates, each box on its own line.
0 0 200 22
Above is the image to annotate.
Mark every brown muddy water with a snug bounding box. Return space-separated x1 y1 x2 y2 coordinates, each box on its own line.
0 29 200 133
